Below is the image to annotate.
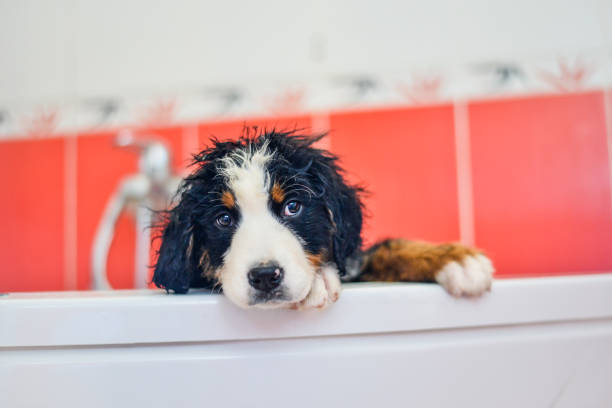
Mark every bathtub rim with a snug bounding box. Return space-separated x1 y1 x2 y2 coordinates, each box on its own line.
1 273 611 348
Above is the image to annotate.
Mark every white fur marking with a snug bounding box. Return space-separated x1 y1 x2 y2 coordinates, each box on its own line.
435 254 494 297
290 265 342 310
218 143 315 309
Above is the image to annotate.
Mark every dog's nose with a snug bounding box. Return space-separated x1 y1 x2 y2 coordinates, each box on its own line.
248 265 284 292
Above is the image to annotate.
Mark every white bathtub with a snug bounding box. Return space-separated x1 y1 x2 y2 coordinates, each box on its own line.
2 274 612 408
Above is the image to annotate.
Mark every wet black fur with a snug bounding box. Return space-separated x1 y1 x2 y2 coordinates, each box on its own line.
153 129 364 294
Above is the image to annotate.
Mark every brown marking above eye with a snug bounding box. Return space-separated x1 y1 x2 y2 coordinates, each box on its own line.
221 191 235 208
271 182 285 204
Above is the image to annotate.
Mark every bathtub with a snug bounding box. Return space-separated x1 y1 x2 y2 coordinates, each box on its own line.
1 274 612 408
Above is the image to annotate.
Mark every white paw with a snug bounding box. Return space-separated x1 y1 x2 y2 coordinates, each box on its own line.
435 254 494 297
290 266 342 310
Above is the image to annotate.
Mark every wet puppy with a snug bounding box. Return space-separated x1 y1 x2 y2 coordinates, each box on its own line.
153 130 494 309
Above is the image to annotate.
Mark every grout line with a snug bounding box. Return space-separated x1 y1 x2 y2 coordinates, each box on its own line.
311 112 331 150
63 135 78 290
181 125 199 174
453 101 475 246
604 89 612 218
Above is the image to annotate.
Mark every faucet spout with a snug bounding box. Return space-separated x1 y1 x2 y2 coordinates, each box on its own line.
91 130 182 290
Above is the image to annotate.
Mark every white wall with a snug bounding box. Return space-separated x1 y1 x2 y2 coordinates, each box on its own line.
1 0 610 108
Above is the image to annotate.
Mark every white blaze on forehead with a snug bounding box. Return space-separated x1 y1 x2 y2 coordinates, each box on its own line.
218 142 314 308
219 141 272 213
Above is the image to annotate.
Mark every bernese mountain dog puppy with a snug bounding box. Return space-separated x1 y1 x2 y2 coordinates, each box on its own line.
153 130 494 309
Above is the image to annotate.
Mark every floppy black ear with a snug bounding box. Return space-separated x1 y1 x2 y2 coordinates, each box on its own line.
299 141 363 275
326 181 363 275
153 205 198 294
280 133 365 276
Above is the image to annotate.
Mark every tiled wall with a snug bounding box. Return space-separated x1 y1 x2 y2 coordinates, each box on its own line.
2 91 612 292
470 92 612 277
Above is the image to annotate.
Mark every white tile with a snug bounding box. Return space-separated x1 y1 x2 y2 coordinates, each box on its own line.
72 0 319 98
0 0 76 105
323 0 608 73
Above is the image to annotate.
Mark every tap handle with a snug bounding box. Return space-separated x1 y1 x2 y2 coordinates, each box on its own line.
114 129 152 151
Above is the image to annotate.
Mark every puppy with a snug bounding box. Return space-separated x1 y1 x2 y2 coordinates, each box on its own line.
153 130 494 309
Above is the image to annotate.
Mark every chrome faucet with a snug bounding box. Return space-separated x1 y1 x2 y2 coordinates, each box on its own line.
91 130 182 290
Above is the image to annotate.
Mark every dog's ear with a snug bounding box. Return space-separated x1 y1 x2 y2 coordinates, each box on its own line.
153 204 199 294
325 182 363 275
299 138 363 275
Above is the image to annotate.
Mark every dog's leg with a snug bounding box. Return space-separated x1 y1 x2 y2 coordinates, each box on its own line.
359 239 494 297
290 265 342 310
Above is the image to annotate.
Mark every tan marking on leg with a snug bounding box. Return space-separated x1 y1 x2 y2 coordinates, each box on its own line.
306 251 327 268
271 182 285 204
360 239 479 282
360 239 494 297
221 191 235 208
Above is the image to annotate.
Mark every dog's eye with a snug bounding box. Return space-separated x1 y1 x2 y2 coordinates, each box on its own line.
216 213 233 228
282 200 302 217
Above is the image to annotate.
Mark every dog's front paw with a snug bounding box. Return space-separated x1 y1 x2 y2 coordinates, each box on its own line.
435 254 494 297
290 266 341 310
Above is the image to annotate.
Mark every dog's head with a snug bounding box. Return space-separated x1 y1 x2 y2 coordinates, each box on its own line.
153 130 363 309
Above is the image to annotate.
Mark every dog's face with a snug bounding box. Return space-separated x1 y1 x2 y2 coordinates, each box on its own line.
153 131 362 309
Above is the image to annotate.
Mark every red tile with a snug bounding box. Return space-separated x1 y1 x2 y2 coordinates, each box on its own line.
76 127 183 290
0 138 65 292
470 92 612 277
330 106 460 247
